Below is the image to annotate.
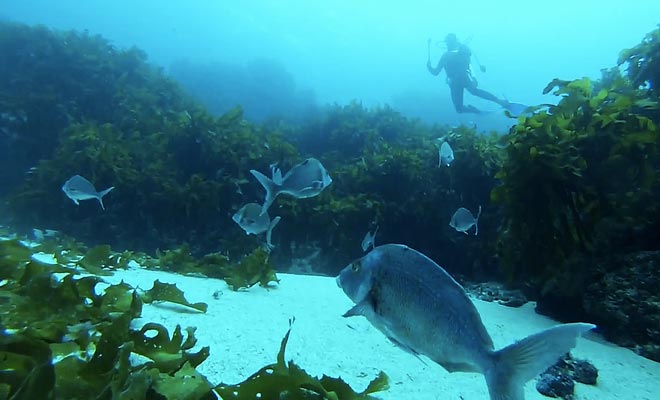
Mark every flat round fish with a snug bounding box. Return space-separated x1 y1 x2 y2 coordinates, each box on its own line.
340 244 493 372
337 244 595 400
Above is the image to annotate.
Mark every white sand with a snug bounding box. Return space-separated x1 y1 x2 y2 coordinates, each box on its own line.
106 267 660 400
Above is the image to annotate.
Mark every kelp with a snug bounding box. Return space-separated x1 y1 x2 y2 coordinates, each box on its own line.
492 71 660 295
1 22 502 279
154 245 279 291
215 320 389 400
0 21 298 256
619 25 660 96
0 238 214 399
274 103 502 277
1 238 383 399
141 280 209 312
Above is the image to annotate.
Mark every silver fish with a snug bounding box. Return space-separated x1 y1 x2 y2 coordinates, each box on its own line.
336 244 595 400
32 228 59 242
232 202 281 248
450 205 481 235
439 141 454 167
361 226 379 252
250 157 332 214
61 175 114 210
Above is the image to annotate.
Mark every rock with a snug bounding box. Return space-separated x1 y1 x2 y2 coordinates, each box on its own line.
582 251 660 362
536 354 598 399
464 281 527 307
536 371 574 399
571 359 598 385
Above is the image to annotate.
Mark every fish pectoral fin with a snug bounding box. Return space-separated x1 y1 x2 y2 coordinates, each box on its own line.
342 300 374 318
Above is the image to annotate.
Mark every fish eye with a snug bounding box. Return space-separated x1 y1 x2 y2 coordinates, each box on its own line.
351 262 361 272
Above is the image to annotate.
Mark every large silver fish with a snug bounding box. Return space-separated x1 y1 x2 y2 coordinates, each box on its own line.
61 175 114 210
232 203 281 248
336 244 594 400
250 157 332 214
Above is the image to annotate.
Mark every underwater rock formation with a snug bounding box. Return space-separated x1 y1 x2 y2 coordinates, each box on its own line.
583 251 660 362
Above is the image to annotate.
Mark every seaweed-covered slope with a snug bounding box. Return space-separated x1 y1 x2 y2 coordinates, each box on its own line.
0 22 500 279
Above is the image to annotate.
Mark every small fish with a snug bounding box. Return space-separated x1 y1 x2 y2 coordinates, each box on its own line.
62 175 114 210
32 228 44 242
43 229 59 237
232 202 281 248
439 141 454 167
336 244 595 400
450 205 481 235
250 157 333 214
361 226 379 252
31 228 60 242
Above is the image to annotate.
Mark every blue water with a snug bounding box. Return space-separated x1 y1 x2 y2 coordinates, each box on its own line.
4 0 660 131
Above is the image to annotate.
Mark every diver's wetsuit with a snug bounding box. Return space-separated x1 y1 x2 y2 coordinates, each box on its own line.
429 41 507 114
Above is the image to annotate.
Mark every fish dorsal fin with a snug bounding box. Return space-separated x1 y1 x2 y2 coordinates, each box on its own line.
272 167 283 185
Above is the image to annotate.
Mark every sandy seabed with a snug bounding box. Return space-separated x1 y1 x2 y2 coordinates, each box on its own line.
107 267 660 400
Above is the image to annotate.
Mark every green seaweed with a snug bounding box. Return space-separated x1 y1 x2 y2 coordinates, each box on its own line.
156 244 199 273
1 22 502 278
0 235 390 400
0 237 214 399
141 280 208 312
130 323 210 373
153 245 278 291
492 71 660 295
77 244 128 275
219 247 280 291
215 321 389 400
619 25 660 96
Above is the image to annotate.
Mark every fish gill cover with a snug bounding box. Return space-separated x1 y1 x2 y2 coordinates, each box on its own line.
0 17 659 375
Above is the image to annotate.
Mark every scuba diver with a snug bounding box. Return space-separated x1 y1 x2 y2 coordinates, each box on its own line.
427 33 510 114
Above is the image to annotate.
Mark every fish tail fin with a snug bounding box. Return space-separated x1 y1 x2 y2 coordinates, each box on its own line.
97 186 115 210
250 169 279 214
475 205 482 235
485 323 595 400
266 216 282 249
272 166 283 185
